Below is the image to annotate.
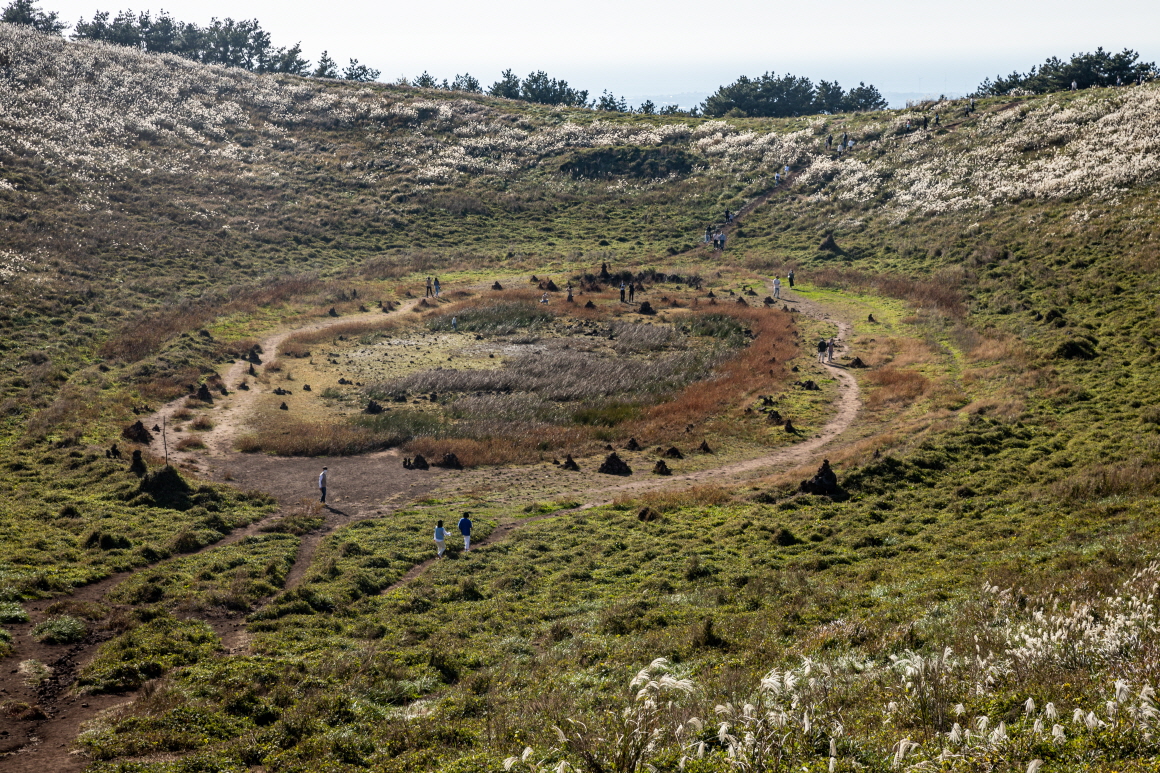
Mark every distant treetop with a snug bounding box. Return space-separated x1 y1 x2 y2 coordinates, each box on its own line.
974 48 1157 96
1 0 65 34
701 72 888 118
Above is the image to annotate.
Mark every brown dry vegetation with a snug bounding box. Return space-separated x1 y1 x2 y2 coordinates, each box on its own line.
98 275 327 362
863 367 931 408
615 483 735 513
278 317 405 358
808 266 967 318
1051 459 1160 502
628 306 796 438
236 419 387 456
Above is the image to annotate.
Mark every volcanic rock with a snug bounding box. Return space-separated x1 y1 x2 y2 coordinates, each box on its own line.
597 452 632 476
122 420 153 444
436 452 463 470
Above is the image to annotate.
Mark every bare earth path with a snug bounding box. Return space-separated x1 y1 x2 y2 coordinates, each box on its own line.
1 190 860 771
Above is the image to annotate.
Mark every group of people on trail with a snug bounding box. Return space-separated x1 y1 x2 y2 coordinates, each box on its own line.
316 468 475 559
619 281 637 303
817 337 836 363
771 269 794 299
705 226 728 251
425 276 442 298
434 514 472 558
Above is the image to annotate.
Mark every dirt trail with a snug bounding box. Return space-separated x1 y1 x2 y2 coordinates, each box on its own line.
143 299 422 469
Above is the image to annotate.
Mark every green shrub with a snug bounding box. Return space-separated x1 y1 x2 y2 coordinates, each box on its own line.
31 614 86 644
0 601 29 623
77 615 220 693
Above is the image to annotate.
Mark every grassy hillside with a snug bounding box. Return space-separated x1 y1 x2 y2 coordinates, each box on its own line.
2 22 1160 773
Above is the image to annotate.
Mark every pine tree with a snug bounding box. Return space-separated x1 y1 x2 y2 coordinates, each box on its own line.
312 50 338 79
2 0 66 34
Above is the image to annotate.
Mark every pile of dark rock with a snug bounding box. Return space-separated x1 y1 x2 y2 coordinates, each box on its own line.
434 452 463 470
597 452 632 476
122 420 153 444
800 459 842 496
403 454 429 470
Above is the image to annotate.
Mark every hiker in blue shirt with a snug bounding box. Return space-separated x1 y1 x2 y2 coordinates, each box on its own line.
433 520 447 558
458 512 473 551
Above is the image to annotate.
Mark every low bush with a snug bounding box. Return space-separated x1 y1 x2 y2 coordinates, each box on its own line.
0 601 28 623
31 614 86 644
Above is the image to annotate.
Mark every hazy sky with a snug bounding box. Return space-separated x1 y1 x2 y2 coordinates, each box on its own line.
44 0 1160 104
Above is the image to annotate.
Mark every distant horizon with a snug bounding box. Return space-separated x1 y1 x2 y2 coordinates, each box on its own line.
27 0 1160 110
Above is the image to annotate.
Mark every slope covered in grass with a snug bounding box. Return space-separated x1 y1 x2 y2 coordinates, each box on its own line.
1 21 1160 773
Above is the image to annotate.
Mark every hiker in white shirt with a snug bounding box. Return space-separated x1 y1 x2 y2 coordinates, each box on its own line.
773 277 782 299
318 467 328 504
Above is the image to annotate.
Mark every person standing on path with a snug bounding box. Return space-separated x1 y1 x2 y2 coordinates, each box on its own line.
817 338 828 363
827 337 836 363
773 276 782 299
788 269 795 288
628 283 636 302
425 277 433 298
318 466 328 504
433 277 441 298
433 520 447 558
458 512 473 551
619 281 626 303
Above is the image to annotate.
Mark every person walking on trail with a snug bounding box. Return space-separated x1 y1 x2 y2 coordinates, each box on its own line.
433 277 441 298
425 277 433 298
773 276 782 299
788 269 795 288
826 134 832 149
719 231 727 251
433 520 447 558
619 281 626 303
458 512 473 551
827 337 836 363
705 225 713 244
318 466 328 504
628 283 636 302
817 338 828 363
